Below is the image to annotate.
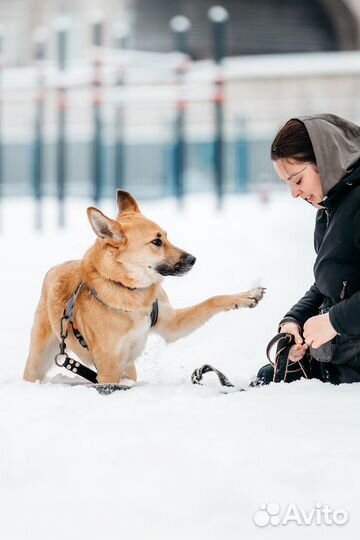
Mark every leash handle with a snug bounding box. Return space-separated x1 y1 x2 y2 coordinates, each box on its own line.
266 332 295 383
55 312 99 384
266 332 294 366
266 332 309 382
55 353 98 384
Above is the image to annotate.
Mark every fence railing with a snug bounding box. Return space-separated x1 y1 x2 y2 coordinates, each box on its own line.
0 8 279 230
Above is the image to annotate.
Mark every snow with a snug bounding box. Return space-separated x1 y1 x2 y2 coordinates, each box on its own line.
1 192 359 540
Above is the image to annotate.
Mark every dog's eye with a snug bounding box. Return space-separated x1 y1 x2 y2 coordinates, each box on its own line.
151 238 163 247
296 179 302 185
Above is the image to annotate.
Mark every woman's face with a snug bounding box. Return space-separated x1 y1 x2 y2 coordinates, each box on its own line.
273 158 324 208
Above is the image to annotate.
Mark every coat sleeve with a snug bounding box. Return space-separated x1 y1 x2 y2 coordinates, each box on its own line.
279 283 325 329
329 203 360 337
329 296 360 337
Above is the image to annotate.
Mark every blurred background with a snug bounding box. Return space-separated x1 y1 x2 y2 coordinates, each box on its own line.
0 0 360 226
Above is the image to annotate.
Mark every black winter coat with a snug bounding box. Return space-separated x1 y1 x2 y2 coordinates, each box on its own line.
281 164 360 338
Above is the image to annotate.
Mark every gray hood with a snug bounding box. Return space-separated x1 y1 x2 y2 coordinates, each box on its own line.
296 114 360 196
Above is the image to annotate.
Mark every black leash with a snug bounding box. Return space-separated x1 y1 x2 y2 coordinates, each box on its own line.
266 332 309 382
191 364 246 392
55 310 99 383
191 364 235 388
191 332 309 391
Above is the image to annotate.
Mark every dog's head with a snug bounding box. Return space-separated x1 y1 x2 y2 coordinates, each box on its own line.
87 190 196 288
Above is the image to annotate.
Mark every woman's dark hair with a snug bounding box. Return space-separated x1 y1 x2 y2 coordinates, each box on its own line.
270 119 316 163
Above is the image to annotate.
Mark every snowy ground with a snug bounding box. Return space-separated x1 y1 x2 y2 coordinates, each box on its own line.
1 193 359 540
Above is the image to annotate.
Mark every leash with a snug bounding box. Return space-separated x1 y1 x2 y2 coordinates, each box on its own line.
54 283 159 390
191 332 309 391
266 332 309 382
191 364 236 388
191 363 263 392
54 310 99 383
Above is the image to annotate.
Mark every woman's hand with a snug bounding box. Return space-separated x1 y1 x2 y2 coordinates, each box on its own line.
303 312 337 348
280 322 308 362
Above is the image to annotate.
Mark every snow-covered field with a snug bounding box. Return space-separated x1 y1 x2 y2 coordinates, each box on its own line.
1 193 359 540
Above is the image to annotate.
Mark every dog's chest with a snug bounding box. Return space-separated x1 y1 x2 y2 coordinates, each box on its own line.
119 312 150 360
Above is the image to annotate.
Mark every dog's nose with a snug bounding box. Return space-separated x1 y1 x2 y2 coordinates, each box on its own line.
184 254 196 267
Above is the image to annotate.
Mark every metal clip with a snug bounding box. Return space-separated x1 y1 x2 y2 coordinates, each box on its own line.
55 353 68 367
60 313 69 340
56 313 70 366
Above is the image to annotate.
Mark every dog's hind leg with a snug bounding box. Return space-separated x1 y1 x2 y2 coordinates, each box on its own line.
23 301 58 382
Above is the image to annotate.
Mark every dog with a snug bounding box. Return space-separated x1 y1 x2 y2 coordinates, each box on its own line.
23 190 265 384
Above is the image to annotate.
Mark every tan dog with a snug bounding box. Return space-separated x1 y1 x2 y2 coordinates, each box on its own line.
24 190 265 384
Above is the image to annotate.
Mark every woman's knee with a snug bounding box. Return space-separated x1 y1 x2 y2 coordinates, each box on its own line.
256 363 274 385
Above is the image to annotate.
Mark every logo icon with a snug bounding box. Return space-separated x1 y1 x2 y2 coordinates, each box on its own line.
253 502 281 527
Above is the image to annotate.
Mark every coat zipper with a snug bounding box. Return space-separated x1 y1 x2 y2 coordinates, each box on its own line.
340 280 348 300
325 208 330 226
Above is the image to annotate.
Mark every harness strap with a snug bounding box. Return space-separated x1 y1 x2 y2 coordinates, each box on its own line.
64 282 89 349
87 286 130 313
71 325 89 349
65 282 159 351
65 282 85 321
87 285 159 327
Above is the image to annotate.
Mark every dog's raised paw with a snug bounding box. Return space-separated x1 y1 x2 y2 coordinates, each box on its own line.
246 287 266 308
229 287 266 310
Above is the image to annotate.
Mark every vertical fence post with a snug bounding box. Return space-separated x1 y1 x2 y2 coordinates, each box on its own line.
0 26 3 232
235 115 248 192
55 16 69 228
169 16 191 208
208 5 228 210
32 27 47 231
113 22 129 192
90 9 104 204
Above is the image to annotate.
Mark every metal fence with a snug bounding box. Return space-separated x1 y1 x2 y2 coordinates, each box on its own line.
0 138 276 197
0 9 281 230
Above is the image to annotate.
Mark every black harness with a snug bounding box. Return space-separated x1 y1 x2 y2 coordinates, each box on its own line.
54 282 159 384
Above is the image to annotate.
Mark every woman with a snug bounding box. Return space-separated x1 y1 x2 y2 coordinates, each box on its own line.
257 113 360 385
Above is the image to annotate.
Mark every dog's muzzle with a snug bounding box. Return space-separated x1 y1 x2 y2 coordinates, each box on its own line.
155 253 196 276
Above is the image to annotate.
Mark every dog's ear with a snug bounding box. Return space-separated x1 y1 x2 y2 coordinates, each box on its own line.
87 207 124 243
116 190 141 214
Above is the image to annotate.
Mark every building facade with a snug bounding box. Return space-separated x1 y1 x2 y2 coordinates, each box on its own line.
0 0 360 66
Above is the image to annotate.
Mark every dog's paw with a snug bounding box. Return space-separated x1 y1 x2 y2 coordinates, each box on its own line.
246 287 266 308
234 287 266 309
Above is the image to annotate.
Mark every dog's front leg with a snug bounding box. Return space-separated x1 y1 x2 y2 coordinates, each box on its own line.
155 287 265 343
93 352 137 384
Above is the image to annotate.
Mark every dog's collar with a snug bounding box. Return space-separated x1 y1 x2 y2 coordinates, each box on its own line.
64 281 158 330
108 278 139 291
86 284 158 326
87 285 131 313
